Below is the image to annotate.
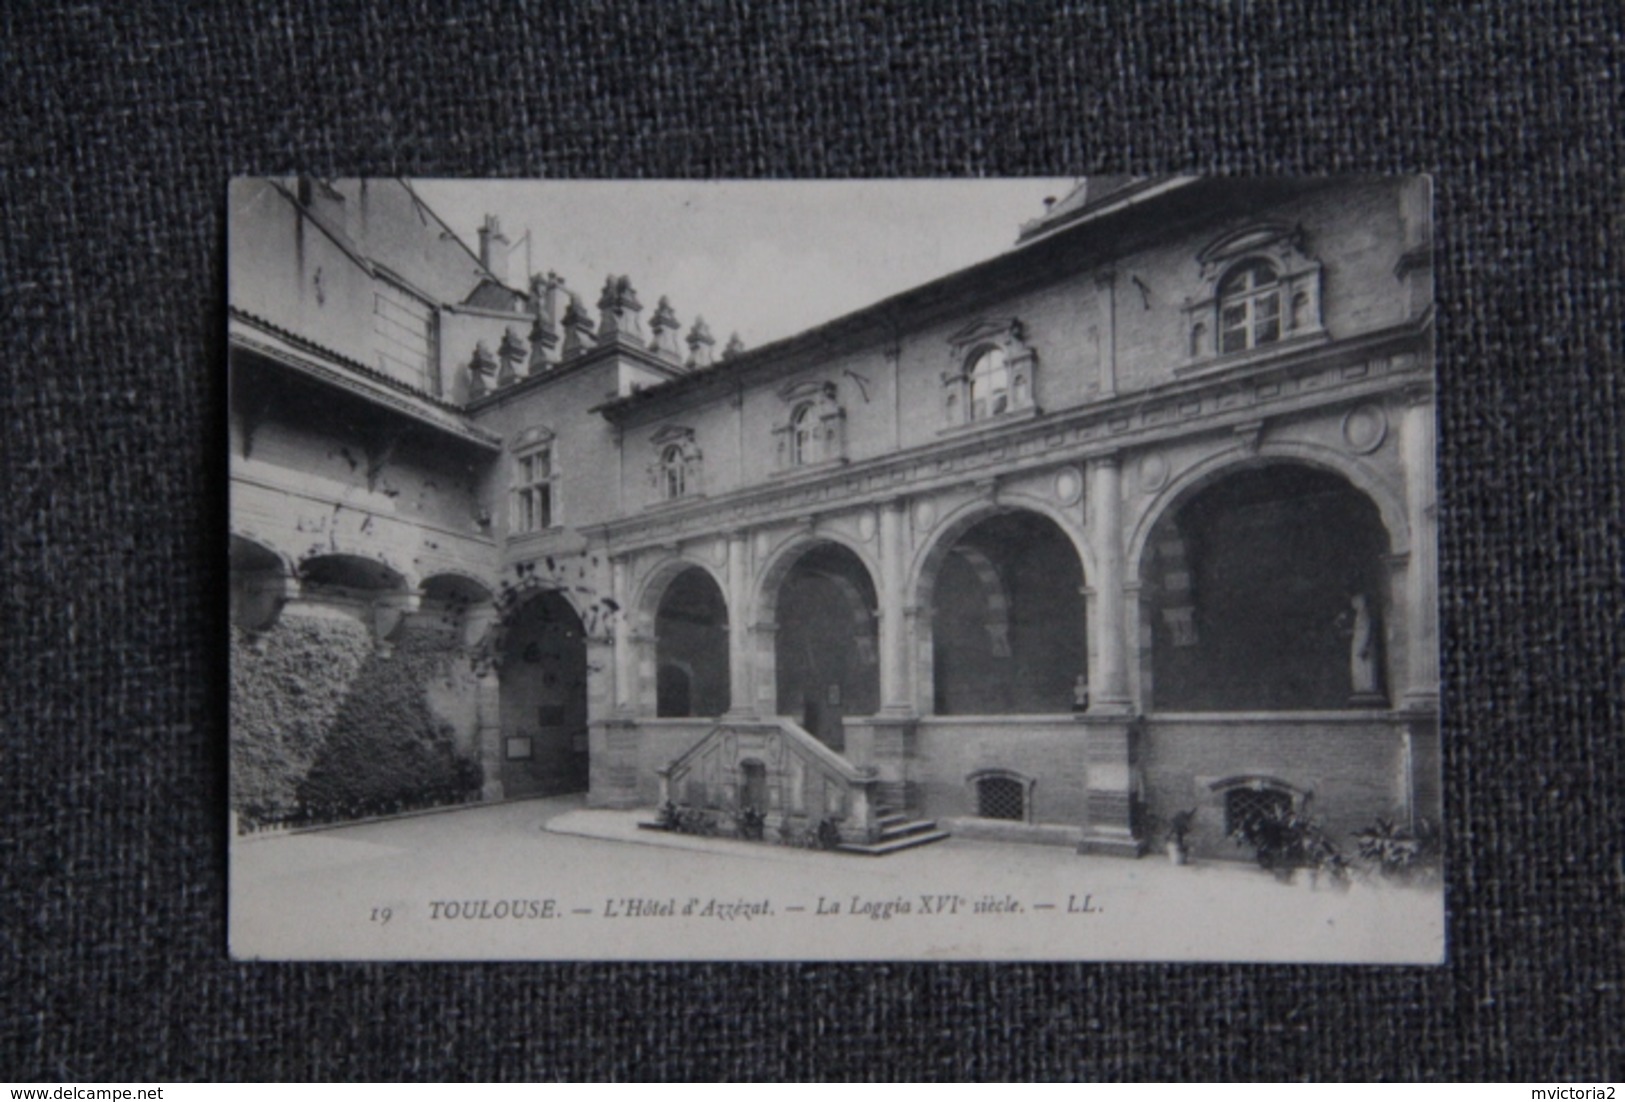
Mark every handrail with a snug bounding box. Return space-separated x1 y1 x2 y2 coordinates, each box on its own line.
660 716 873 785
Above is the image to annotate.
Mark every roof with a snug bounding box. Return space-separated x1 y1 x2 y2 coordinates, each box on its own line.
596 176 1209 423
228 308 502 449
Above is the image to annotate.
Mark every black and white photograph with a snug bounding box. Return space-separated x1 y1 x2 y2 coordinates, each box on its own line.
227 176 1442 962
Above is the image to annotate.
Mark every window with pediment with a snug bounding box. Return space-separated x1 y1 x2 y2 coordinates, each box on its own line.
943 318 1037 428
648 425 702 502
773 381 846 470
1184 223 1325 366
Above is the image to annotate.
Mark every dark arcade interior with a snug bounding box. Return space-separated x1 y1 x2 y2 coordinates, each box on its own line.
498 590 589 794
773 542 880 749
931 511 1088 715
654 566 731 718
1144 463 1391 712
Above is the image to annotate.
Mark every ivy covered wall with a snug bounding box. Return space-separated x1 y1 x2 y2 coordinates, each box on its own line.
230 610 484 830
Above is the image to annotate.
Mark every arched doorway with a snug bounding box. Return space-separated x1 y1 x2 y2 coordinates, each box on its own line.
1140 462 1392 711
653 566 730 717
230 535 290 631
926 510 1087 715
772 542 879 751
498 590 589 796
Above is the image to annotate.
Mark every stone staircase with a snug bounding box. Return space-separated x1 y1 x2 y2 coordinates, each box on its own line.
836 807 950 856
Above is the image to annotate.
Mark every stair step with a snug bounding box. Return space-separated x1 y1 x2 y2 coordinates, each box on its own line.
878 819 939 841
837 829 951 856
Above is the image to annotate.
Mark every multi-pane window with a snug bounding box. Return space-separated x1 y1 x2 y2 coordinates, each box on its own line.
512 446 556 533
789 402 816 466
1217 260 1282 354
660 443 687 500
373 280 438 392
967 347 1012 421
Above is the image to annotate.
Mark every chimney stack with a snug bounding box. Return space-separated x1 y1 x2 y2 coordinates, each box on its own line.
477 214 510 284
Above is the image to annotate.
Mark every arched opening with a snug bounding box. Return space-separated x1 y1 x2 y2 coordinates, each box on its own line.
498 590 588 796
929 511 1086 715
772 542 879 750
1141 462 1392 711
298 554 405 592
230 535 289 631
653 566 729 718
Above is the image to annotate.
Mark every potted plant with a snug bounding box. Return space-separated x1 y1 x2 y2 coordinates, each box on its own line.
1164 808 1197 865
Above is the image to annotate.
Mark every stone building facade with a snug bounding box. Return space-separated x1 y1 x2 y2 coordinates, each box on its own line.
229 176 1438 858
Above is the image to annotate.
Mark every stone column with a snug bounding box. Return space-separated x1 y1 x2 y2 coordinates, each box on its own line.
611 557 636 713
1401 391 1439 711
877 499 913 715
724 532 756 717
1088 454 1131 711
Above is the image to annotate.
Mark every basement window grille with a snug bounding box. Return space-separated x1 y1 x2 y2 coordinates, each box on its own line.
976 775 1026 822
1224 785 1293 837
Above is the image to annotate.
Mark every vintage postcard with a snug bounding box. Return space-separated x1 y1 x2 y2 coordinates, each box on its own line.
227 177 1443 961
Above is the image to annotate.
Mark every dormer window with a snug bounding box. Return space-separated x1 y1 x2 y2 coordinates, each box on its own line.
774 381 846 471
660 444 687 499
943 318 1038 429
648 425 703 502
968 347 1014 420
790 401 817 466
1217 260 1282 354
1184 223 1325 367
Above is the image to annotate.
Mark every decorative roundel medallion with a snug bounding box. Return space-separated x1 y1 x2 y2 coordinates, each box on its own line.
1053 468 1082 506
912 499 936 531
754 530 771 559
1138 453 1170 494
856 512 877 542
711 538 729 567
1342 404 1388 455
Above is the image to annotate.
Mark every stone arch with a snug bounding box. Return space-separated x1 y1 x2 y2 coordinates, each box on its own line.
420 570 495 605
294 546 417 593
291 550 417 640
229 532 296 631
418 571 497 648
632 555 729 632
909 494 1096 607
229 528 297 578
911 498 1092 716
496 586 589 797
1132 450 1400 712
1127 442 1409 578
755 535 881 748
754 529 881 629
640 560 730 719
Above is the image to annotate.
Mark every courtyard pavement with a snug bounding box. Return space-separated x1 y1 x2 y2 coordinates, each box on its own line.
229 796 1445 963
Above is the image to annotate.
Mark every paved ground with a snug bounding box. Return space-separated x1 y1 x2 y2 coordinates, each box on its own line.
230 796 1445 963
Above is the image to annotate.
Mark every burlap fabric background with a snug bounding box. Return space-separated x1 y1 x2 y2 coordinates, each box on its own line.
5 0 1621 1082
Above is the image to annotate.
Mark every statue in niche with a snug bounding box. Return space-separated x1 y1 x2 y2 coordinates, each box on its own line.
1337 592 1383 704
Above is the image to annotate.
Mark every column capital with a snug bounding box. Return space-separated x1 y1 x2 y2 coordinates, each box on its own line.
1087 451 1123 472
